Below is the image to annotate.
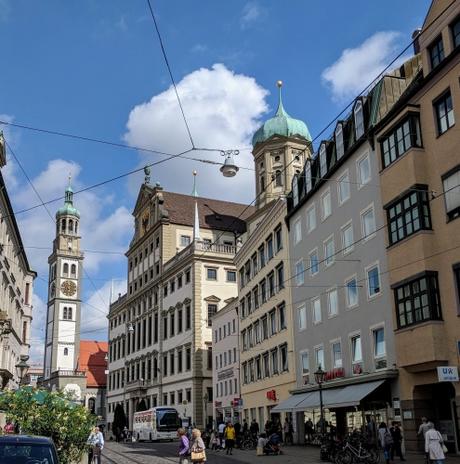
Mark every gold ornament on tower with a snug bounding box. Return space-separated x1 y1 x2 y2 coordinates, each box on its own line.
61 280 77 297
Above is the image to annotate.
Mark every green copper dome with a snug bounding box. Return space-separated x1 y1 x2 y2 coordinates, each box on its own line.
56 184 80 219
252 82 311 146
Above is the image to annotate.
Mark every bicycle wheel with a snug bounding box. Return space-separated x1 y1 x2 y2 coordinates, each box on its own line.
335 450 353 464
367 448 380 464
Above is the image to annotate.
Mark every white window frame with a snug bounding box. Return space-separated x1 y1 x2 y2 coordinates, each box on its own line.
370 322 386 360
319 144 327 177
306 203 316 233
292 175 299 206
360 203 376 241
305 162 312 193
337 169 351 205
365 261 382 299
311 296 322 325
298 304 307 331
330 338 343 369
300 350 310 375
294 260 304 286
327 287 339 318
320 189 332 221
309 248 319 276
357 152 371 189
350 331 363 365
180 235 191 247
314 344 325 370
345 274 359 308
354 100 364 139
341 220 354 255
335 124 344 160
293 218 302 245
323 234 335 267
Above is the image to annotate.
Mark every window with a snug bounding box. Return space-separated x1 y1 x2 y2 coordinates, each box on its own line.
63 263 69 276
261 316 268 340
300 351 309 375
185 269 191 284
324 236 335 267
271 349 279 375
180 235 191 247
428 35 444 69
292 174 299 206
268 271 276 298
366 264 381 297
258 245 265 269
315 346 324 369
346 276 359 308
309 249 319 276
276 264 284 291
293 219 302 245
361 205 376 240
70 264 77 276
305 162 312 193
319 144 327 177
327 288 338 317
178 275 183 288
185 305 191 330
278 303 286 330
341 222 354 254
207 268 217 280
386 188 431 245
332 342 342 368
186 347 191 370
443 166 460 220
178 309 183 333
335 124 344 159
373 328 385 358
267 236 274 260
207 304 217 326
274 170 283 187
354 100 364 139
227 270 237 282
337 171 351 204
280 344 288 371
252 287 259 309
381 114 422 168
434 91 455 135
394 272 442 328
251 254 258 277
186 389 191 402
357 153 371 187
170 312 175 337
178 349 183 372
312 297 321 324
260 280 266 303
298 304 307 330
295 260 304 286
351 335 362 363
306 204 316 233
452 17 460 48
275 227 282 252
321 190 331 220
170 351 175 375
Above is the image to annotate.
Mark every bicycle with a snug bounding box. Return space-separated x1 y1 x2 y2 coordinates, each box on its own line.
240 436 258 450
335 440 379 464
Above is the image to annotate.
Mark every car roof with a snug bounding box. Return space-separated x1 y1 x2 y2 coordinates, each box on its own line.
0 435 54 445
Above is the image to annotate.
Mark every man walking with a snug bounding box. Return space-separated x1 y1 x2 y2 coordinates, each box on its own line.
390 422 406 461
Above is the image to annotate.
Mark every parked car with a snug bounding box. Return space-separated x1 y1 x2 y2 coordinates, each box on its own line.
0 435 59 464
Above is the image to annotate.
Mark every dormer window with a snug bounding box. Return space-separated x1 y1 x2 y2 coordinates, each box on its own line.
354 101 364 139
319 144 327 177
335 124 344 160
428 35 444 69
275 170 283 187
292 175 299 207
305 162 312 193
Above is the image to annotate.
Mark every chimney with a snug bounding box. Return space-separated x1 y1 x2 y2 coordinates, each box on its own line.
412 28 422 54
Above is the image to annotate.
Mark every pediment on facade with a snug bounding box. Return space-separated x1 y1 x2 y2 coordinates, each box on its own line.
132 184 154 216
204 295 221 303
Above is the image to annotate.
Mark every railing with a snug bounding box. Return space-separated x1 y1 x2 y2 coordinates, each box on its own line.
125 379 148 391
52 369 86 377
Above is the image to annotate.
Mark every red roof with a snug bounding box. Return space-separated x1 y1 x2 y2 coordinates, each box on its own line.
79 340 108 388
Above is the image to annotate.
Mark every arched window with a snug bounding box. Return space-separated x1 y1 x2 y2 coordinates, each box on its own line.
61 219 66 233
275 170 283 187
88 397 96 414
64 348 68 356
354 100 364 139
68 220 73 233
50 283 55 298
63 263 69 276
335 124 344 160
305 161 312 193
68 307 73 320
71 264 77 276
75 221 78 234
319 144 327 176
260 175 265 192
292 175 299 207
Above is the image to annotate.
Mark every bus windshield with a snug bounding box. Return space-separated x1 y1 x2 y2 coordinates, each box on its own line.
156 409 181 431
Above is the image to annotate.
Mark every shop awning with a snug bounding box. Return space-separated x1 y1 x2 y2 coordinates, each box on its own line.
271 380 385 412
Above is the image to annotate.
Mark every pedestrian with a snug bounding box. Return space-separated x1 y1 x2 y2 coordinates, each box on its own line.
122 425 128 443
305 418 313 443
224 422 236 455
87 426 104 464
178 428 190 464
390 421 406 461
218 421 226 449
210 430 219 451
190 429 207 464
242 419 249 437
425 423 446 464
250 419 259 438
418 417 434 438
378 422 394 464
264 420 272 436
283 418 292 445
234 421 241 447
366 415 377 445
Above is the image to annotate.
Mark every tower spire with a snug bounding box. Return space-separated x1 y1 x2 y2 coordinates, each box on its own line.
192 171 200 241
191 170 198 197
275 80 288 117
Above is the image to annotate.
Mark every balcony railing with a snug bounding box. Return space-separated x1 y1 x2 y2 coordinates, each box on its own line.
51 369 86 378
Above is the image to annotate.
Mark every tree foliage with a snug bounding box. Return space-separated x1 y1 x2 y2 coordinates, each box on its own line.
0 387 95 464
112 403 127 436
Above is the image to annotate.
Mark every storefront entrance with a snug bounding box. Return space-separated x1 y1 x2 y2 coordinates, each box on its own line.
413 382 459 453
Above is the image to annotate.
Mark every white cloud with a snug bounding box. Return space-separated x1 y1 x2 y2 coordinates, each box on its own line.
124 63 268 203
322 31 406 102
240 2 265 29
191 44 208 53
29 293 47 363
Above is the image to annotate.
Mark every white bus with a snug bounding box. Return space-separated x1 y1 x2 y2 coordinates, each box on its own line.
133 407 182 441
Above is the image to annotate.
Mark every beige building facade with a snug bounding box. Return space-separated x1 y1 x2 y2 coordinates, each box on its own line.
374 0 460 453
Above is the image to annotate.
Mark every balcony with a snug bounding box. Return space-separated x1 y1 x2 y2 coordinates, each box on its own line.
395 321 448 372
125 379 149 393
51 369 86 378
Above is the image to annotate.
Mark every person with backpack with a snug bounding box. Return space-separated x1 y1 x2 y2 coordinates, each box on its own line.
378 422 393 464
425 423 446 464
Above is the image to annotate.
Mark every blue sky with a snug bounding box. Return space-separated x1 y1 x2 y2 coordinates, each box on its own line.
0 0 432 361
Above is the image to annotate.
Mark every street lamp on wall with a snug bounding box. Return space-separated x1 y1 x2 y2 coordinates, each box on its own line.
15 355 30 386
314 365 326 436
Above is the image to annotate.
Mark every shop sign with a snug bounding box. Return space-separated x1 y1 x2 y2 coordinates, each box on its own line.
266 390 277 401
231 398 242 407
437 366 459 382
217 368 234 381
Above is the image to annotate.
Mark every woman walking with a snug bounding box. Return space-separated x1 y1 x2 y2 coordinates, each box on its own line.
190 429 207 464
178 428 190 464
224 422 236 455
425 423 446 464
378 422 394 464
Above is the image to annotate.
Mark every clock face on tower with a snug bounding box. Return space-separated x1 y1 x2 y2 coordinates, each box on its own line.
61 280 77 297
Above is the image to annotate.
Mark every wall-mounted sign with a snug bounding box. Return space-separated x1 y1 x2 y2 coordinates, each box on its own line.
266 390 277 401
402 410 413 420
437 366 459 382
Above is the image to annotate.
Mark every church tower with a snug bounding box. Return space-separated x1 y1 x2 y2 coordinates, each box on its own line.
252 81 312 209
44 180 83 381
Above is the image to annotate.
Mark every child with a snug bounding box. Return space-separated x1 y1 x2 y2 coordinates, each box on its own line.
210 430 220 451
